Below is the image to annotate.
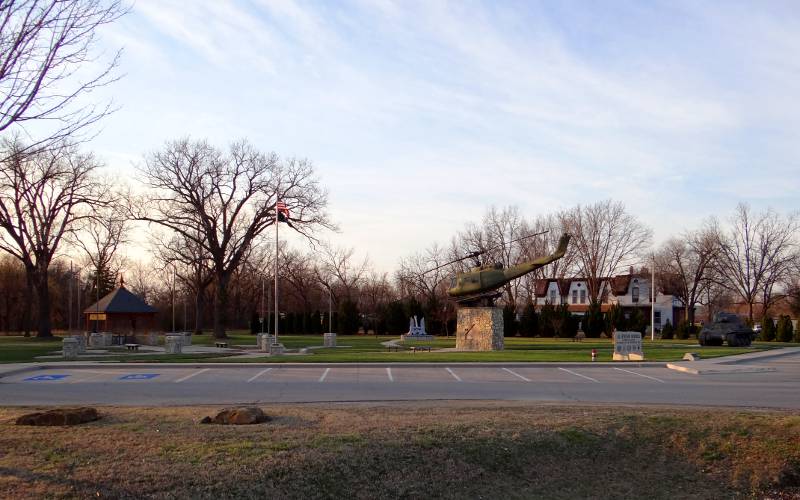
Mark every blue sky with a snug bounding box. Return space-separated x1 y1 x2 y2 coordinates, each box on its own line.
88 0 800 271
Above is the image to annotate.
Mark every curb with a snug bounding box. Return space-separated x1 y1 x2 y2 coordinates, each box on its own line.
665 363 777 375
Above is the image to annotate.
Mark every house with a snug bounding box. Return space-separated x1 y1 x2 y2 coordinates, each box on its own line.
532 273 684 330
83 282 158 334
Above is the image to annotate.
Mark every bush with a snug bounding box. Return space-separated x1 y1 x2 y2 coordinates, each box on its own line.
661 319 674 339
776 315 794 343
339 299 360 335
605 303 625 336
584 302 604 338
503 305 519 337
629 308 647 335
555 304 577 338
538 303 556 337
760 317 776 342
519 303 538 337
676 321 690 340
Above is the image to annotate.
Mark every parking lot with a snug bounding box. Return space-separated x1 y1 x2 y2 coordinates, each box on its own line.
2 359 798 408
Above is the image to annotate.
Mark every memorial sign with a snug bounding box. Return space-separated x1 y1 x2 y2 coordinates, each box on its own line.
612 331 644 361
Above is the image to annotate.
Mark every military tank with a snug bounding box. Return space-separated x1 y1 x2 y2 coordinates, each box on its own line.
698 312 757 347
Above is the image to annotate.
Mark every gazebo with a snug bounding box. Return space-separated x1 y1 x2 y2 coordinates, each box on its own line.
83 282 158 335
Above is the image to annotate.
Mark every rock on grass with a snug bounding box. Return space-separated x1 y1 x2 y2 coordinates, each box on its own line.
201 407 270 425
15 407 100 426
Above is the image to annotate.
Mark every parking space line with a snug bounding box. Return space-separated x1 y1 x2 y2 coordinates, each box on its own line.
246 368 273 383
613 367 665 383
386 367 393 382
174 368 210 383
502 368 531 382
445 367 462 382
558 367 600 383
319 368 331 382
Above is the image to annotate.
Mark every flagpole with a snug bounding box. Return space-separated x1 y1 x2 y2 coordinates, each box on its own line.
68 261 73 334
274 198 279 345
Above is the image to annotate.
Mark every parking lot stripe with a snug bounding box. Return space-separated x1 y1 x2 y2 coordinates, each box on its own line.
613 367 665 383
558 367 600 383
319 368 331 382
174 368 210 383
246 368 273 383
502 368 531 382
386 367 394 382
445 367 462 382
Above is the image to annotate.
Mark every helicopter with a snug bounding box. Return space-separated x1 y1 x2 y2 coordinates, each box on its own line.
424 231 571 306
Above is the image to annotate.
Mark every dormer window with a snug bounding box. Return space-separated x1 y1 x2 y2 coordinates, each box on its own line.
632 286 640 303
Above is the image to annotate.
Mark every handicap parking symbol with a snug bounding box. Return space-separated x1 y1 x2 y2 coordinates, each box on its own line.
118 373 159 380
24 374 69 381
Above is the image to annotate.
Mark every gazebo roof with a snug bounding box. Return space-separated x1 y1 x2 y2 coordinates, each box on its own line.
83 285 157 314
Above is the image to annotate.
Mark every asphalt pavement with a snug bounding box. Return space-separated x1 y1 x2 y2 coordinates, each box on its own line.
1 351 798 408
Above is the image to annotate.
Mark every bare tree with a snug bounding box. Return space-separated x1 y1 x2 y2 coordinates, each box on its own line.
713 203 799 323
314 243 369 303
397 242 454 332
0 0 125 153
656 225 717 326
72 203 128 298
562 200 652 304
0 139 107 337
134 138 332 338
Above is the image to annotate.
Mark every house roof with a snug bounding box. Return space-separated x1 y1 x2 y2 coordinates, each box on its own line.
83 286 157 314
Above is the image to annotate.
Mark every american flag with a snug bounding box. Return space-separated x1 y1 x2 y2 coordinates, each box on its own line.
276 201 289 218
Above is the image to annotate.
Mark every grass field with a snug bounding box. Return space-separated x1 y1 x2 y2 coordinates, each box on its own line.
0 403 798 499
0 333 794 364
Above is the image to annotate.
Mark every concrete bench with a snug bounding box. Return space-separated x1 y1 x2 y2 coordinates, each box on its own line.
215 342 229 348
410 346 431 353
125 343 140 352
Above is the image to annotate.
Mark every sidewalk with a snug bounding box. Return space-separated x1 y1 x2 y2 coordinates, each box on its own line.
666 347 800 375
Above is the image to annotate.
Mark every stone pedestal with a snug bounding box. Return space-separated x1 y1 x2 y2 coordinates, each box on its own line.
62 338 79 360
258 334 275 352
147 332 159 346
182 332 192 346
88 332 105 348
456 306 504 351
72 335 86 353
324 332 336 347
165 335 183 354
269 343 285 356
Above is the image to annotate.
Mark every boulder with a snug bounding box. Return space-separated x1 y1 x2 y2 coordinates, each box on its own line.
203 407 269 425
16 407 100 426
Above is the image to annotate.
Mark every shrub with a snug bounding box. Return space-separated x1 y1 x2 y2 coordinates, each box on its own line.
339 299 360 335
555 304 577 338
538 303 556 337
661 319 674 339
776 315 794 343
519 303 538 337
760 317 776 342
584 302 604 338
503 305 519 337
676 321 690 340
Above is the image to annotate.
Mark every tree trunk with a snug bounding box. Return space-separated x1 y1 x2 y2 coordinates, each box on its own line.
22 271 34 336
213 273 230 339
34 270 53 338
748 301 754 325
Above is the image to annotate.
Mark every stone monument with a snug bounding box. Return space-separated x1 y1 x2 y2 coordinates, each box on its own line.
456 307 504 351
612 331 644 361
401 316 434 341
324 332 336 347
72 334 87 354
257 333 274 352
165 334 183 354
62 337 79 360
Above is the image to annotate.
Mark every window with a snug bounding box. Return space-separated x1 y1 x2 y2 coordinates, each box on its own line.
632 286 640 303
549 290 557 303
654 310 662 326
580 290 586 304
572 290 577 304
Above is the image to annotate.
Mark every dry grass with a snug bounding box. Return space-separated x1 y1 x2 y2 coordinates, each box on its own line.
0 403 798 499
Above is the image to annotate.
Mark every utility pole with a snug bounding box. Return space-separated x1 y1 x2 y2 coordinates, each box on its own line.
260 276 265 334
651 254 656 341
274 202 279 345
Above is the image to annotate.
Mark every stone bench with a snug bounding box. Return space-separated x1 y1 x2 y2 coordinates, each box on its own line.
409 346 431 353
125 343 140 352
215 342 229 348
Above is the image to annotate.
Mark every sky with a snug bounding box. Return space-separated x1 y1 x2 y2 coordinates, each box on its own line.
84 0 800 272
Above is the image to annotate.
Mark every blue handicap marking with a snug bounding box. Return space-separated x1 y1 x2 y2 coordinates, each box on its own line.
118 373 160 380
24 374 70 381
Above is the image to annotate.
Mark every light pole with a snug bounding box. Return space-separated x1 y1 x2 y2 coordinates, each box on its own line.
651 254 656 341
328 279 333 333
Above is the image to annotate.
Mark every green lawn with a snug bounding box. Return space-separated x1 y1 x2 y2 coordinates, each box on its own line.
0 333 793 364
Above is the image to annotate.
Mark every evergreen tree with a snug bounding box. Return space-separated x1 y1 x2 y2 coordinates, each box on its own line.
760 317 776 341
584 302 604 338
385 301 407 334
503 305 518 337
539 303 556 337
555 304 576 338
605 303 625 335
776 315 793 343
249 311 259 335
661 319 674 340
630 308 647 335
339 299 360 335
519 303 538 337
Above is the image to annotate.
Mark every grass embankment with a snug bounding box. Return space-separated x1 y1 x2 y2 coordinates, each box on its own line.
0 334 793 364
0 404 798 499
